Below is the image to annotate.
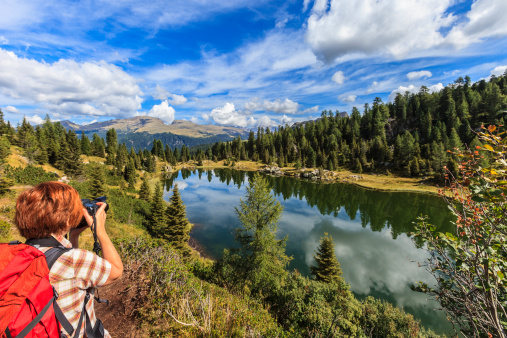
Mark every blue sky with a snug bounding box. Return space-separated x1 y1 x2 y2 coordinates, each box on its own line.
0 0 506 129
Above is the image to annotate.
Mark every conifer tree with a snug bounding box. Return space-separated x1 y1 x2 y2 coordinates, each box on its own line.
138 176 151 202
0 136 11 163
105 128 118 165
165 184 192 256
311 233 342 283
148 183 166 237
64 130 83 177
227 174 291 295
89 164 107 198
80 131 91 156
124 158 136 188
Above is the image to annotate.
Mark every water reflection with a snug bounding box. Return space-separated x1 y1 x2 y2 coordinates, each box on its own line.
162 169 454 335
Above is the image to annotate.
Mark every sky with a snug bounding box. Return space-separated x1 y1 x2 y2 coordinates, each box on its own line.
0 0 506 129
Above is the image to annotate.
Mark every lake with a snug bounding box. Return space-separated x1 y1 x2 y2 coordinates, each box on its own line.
162 168 454 335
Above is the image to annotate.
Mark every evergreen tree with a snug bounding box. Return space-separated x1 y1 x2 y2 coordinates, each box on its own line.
165 184 192 256
91 133 105 157
226 174 291 295
148 183 166 237
105 128 118 164
64 130 83 177
124 158 136 188
0 136 11 163
88 164 107 197
80 131 91 156
310 233 342 283
139 176 151 202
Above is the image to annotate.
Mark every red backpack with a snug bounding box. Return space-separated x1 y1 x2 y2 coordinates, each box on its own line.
0 241 75 338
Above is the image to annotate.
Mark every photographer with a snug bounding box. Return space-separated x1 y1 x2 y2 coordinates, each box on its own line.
14 181 123 338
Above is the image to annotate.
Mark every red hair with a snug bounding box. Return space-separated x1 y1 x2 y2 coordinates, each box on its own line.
15 181 83 239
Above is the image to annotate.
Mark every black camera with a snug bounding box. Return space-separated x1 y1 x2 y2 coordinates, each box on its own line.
77 196 109 228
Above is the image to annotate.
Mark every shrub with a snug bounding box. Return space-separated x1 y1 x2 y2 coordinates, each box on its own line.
4 165 58 185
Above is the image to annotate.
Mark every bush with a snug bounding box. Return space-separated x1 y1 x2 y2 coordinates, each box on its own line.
113 236 283 337
0 219 10 240
4 165 58 185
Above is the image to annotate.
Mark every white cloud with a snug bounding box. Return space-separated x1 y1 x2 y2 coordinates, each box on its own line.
0 49 143 117
244 98 299 114
190 116 198 123
0 36 7 45
26 114 44 125
153 85 187 105
305 0 455 61
490 65 507 77
174 181 188 191
339 94 357 103
256 115 276 127
367 81 379 94
446 0 507 49
147 100 175 124
428 83 444 93
407 70 432 80
280 114 293 125
388 83 443 101
332 71 346 84
302 105 319 114
210 102 254 127
4 105 18 113
201 113 209 121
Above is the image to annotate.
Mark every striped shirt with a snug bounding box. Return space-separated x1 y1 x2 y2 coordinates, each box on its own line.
39 235 111 338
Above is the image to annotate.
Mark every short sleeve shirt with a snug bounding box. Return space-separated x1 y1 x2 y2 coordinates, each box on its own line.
39 235 112 338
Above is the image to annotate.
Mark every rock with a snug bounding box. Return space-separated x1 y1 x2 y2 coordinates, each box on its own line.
59 176 70 183
53 172 60 178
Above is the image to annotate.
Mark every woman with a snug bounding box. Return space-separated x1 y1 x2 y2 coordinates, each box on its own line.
15 181 123 338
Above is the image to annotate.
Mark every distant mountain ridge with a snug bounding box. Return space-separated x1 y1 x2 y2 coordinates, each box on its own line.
60 116 248 150
59 116 246 138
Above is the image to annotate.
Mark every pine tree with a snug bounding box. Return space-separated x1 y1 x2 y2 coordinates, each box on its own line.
139 176 151 202
310 233 342 283
0 136 11 163
89 164 107 197
229 174 291 295
124 158 137 188
105 128 118 165
64 130 83 177
148 183 166 237
165 184 192 256
80 131 91 156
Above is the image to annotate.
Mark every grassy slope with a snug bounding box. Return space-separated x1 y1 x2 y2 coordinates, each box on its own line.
0 150 283 337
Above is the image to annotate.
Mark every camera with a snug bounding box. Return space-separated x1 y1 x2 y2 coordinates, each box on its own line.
77 196 109 228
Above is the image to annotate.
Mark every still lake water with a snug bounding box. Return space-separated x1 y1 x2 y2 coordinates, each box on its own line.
162 169 454 335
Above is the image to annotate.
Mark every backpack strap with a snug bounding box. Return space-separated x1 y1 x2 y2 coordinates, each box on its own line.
6 295 56 338
24 238 76 337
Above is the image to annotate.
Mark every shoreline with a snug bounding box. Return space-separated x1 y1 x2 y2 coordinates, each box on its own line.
167 160 441 196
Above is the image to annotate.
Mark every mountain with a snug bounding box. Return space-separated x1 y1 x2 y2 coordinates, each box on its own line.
60 116 246 138
60 116 248 150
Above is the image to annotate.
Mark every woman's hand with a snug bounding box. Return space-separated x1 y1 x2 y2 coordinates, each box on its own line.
69 203 107 248
82 202 107 234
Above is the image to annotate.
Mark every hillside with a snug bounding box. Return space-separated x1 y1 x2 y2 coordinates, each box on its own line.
59 116 248 150
60 116 247 138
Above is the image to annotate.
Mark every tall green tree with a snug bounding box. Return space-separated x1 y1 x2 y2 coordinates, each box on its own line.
138 176 151 202
225 174 291 295
124 158 136 188
148 183 166 237
80 131 91 156
165 184 192 256
105 128 118 164
310 233 342 283
88 164 107 197
0 136 11 164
